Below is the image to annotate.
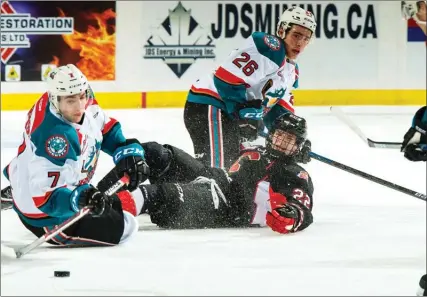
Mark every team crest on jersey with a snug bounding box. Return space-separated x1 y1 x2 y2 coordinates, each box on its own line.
297 171 309 181
79 139 101 184
263 35 281 51
46 135 68 158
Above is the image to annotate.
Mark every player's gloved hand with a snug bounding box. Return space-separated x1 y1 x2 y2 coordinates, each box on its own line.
239 119 259 142
237 100 264 120
403 144 427 162
71 185 112 217
295 139 312 164
113 138 150 191
266 204 299 234
401 106 427 162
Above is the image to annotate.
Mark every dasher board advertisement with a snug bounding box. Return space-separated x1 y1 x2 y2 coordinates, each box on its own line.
0 1 116 81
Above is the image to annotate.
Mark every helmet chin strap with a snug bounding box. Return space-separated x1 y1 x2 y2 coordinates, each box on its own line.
49 94 70 122
49 94 61 113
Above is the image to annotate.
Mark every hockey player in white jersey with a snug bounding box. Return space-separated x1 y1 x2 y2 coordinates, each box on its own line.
402 1 426 35
183 6 316 169
2 64 148 246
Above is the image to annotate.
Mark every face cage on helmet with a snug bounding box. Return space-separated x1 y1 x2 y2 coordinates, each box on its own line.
266 128 306 159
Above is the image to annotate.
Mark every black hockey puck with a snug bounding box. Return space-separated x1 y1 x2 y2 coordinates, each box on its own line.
54 271 70 277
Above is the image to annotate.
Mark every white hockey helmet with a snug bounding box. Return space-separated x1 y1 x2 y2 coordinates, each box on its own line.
276 6 317 41
402 1 426 24
46 64 89 111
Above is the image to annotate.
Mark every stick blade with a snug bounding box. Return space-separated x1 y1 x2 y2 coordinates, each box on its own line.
367 138 402 149
1 243 18 259
331 107 403 149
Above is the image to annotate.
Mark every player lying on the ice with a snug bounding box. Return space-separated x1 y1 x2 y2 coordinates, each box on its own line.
2 101 313 246
99 112 314 234
2 64 148 246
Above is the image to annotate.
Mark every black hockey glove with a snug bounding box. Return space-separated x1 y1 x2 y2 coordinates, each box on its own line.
239 119 259 142
113 138 150 191
403 144 427 162
72 185 113 217
295 139 312 164
401 106 427 162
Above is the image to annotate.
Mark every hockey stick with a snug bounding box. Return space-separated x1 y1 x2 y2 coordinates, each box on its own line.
330 106 402 149
14 174 130 259
309 152 426 201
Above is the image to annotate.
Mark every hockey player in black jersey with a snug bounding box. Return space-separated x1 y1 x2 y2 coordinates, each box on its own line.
98 112 314 234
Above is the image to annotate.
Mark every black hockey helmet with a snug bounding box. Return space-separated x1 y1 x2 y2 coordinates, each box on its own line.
266 112 308 159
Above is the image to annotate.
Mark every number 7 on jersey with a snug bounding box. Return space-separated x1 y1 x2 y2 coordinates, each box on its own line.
48 171 60 188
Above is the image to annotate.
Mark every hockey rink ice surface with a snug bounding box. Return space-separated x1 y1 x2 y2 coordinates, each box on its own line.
1 106 426 296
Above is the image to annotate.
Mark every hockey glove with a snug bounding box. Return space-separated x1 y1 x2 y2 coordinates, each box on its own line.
239 119 259 142
403 144 427 162
113 138 150 191
266 204 299 234
401 107 427 162
295 139 312 164
71 185 112 217
237 100 264 120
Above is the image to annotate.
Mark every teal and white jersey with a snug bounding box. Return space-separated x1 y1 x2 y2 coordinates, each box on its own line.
188 32 299 118
4 90 126 227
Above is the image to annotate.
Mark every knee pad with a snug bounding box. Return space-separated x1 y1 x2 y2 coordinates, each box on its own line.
141 142 173 179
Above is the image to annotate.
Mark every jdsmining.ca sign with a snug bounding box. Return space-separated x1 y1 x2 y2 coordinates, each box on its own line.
211 2 377 40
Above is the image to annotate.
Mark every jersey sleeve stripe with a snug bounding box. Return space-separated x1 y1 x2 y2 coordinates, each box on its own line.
30 94 49 135
3 163 10 181
277 99 295 113
32 185 67 208
17 140 26 156
190 85 221 100
214 67 250 87
32 192 53 208
13 201 49 219
102 118 119 135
